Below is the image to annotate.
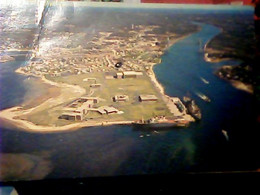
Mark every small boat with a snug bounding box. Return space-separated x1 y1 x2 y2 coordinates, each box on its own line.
139 135 144 138
196 92 211 102
200 77 209 84
222 130 229 141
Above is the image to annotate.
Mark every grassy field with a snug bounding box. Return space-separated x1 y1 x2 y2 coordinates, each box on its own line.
23 72 172 126
91 73 171 120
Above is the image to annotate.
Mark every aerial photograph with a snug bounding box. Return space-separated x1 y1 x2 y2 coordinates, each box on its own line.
0 0 259 182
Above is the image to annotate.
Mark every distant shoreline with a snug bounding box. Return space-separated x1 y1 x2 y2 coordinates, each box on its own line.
214 65 253 94
204 37 253 94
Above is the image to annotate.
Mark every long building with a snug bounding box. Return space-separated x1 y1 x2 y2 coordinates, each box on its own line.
139 94 158 102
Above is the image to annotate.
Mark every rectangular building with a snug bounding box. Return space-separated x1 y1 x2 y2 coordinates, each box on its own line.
60 112 83 121
79 97 99 104
122 71 143 78
139 95 158 102
113 95 129 102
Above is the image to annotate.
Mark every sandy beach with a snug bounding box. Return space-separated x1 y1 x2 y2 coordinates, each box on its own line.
0 106 133 133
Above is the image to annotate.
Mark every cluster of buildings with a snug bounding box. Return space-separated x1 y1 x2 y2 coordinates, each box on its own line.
19 23 169 78
59 96 123 121
60 93 159 121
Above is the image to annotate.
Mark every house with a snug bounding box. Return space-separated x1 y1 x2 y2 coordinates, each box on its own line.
139 95 158 102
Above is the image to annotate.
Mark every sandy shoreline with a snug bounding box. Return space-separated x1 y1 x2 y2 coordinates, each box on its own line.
0 106 133 133
204 37 253 94
228 79 253 94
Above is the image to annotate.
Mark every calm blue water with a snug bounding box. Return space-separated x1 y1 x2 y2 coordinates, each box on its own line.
0 11 258 180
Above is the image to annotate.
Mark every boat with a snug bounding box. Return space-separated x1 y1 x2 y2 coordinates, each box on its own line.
132 116 189 128
222 130 229 141
182 96 202 120
200 77 209 84
196 92 211 102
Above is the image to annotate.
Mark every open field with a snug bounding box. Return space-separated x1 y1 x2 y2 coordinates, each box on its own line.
24 72 172 126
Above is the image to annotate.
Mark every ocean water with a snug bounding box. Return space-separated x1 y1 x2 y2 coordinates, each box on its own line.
0 7 258 181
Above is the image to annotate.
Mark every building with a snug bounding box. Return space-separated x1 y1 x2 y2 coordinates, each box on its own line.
75 101 93 115
60 112 83 121
96 107 107 115
139 95 158 102
122 71 143 78
93 106 120 115
90 83 101 88
79 97 99 104
116 72 123 79
113 95 129 102
116 71 143 79
103 106 119 114
60 96 100 121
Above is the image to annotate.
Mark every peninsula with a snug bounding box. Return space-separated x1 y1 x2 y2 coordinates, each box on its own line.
0 24 196 132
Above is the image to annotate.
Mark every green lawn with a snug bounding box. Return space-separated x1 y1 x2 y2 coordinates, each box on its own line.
26 72 171 126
